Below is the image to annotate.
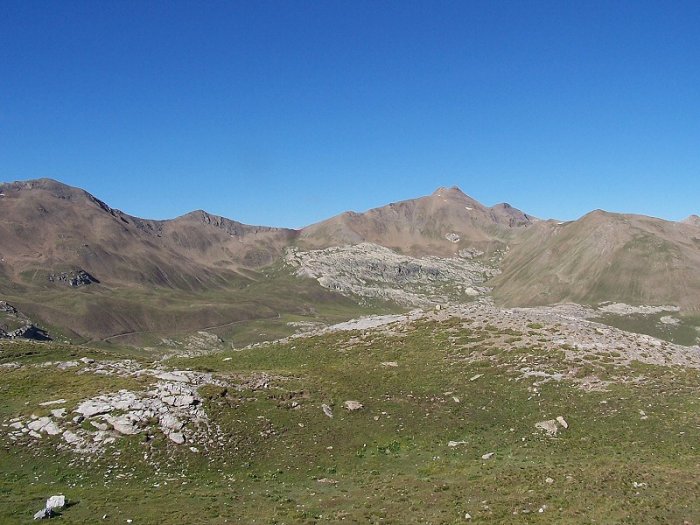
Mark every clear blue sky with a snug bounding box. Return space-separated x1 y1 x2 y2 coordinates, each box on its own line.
2 1 699 226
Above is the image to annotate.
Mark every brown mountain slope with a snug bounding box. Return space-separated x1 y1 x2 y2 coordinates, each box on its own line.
0 179 348 342
681 214 700 227
298 186 536 256
0 178 297 289
492 210 700 311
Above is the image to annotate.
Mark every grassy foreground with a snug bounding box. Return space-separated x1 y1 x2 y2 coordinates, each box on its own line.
1 317 699 524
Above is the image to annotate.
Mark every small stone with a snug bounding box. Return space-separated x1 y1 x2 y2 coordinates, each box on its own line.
464 513 472 520
43 421 62 435
27 417 51 432
51 408 66 418
321 404 333 418
34 508 51 520
75 401 113 418
469 374 483 381
168 432 185 444
39 399 66 407
448 440 467 447
536 420 559 435
556 416 568 429
545 477 554 484
343 400 364 411
381 361 398 367
62 430 81 445
481 452 494 460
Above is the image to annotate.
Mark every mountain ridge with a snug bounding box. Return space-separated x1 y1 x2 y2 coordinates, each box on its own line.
2 177 700 343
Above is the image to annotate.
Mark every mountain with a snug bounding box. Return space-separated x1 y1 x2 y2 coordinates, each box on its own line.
0 178 296 289
299 186 535 256
491 210 700 311
0 179 355 343
681 214 700 227
2 178 700 343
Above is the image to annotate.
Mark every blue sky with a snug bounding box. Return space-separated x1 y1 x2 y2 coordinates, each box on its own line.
2 1 699 226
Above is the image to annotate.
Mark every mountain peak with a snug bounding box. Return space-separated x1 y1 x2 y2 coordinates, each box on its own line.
681 214 700 226
432 186 466 197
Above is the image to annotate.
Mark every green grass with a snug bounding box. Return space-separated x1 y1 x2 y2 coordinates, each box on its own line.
593 312 700 346
1 320 699 523
1 263 401 347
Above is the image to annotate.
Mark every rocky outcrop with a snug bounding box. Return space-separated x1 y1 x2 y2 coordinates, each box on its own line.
2 324 51 341
47 269 98 287
285 243 497 306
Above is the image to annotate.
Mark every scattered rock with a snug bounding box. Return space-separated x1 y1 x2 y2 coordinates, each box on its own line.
535 420 559 436
381 361 398 368
168 432 185 444
481 452 494 460
321 404 333 418
75 401 113 418
448 440 467 447
343 400 364 411
469 374 483 381
33 508 51 520
39 399 66 407
556 416 568 429
317 478 338 484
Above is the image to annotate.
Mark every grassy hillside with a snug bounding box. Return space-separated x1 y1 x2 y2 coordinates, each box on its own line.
2 263 397 345
492 211 700 311
1 315 698 523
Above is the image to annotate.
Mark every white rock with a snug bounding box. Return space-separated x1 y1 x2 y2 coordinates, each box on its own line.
481 452 494 460
39 399 66 406
556 416 568 429
469 374 483 381
91 421 109 431
75 401 113 418
448 440 467 447
160 413 184 431
168 432 185 444
43 421 62 436
46 495 65 511
105 415 139 435
34 508 50 520
50 408 66 418
62 430 81 445
536 420 559 435
322 404 333 418
27 417 50 432
343 400 364 411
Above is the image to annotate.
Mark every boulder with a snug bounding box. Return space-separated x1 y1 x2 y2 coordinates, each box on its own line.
46 495 65 511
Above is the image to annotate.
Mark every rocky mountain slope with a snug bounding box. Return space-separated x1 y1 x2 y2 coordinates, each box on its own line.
0 178 296 289
492 210 700 311
2 178 699 343
299 186 535 256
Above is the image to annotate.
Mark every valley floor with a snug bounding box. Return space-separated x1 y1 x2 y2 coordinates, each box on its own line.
1 304 699 523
